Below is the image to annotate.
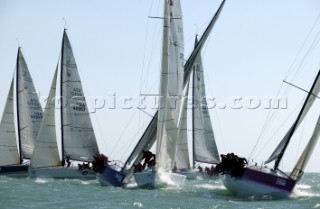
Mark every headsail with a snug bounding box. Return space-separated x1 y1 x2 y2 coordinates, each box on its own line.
290 112 320 180
0 78 20 165
192 37 220 164
16 48 43 159
30 67 60 168
265 69 320 169
60 30 99 162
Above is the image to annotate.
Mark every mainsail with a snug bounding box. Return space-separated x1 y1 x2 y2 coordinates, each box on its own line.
30 67 60 168
156 0 178 172
16 48 43 159
192 37 220 164
169 0 190 170
265 69 320 169
0 79 20 165
60 30 99 162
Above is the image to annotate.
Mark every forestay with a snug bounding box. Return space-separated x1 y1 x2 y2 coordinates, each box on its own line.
61 31 99 161
30 68 60 168
0 79 20 165
16 48 43 159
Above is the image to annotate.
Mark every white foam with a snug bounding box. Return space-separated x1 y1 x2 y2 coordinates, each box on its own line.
133 202 143 208
194 184 225 190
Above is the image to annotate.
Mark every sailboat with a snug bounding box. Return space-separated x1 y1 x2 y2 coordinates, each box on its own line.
0 48 43 177
95 112 158 186
180 37 220 180
219 68 320 197
132 0 225 188
28 30 100 179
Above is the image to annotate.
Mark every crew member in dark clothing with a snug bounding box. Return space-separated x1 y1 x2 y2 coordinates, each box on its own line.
141 150 153 169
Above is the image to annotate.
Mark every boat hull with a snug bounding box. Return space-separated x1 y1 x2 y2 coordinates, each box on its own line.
134 169 186 189
222 166 296 197
28 167 96 179
0 164 28 177
96 165 125 187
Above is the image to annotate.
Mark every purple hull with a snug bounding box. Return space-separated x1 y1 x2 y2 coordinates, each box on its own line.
222 166 297 197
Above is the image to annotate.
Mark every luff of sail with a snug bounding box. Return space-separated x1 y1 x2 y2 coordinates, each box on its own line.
30 67 60 168
169 0 190 170
16 48 43 159
192 37 220 164
60 30 99 161
0 78 20 165
265 69 320 168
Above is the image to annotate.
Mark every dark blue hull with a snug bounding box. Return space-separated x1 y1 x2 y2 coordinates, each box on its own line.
96 165 125 187
0 164 28 177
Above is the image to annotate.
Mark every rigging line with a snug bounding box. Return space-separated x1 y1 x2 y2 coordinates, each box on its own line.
254 99 304 160
295 115 306 163
289 22 320 86
251 14 320 159
110 108 138 156
285 12 320 81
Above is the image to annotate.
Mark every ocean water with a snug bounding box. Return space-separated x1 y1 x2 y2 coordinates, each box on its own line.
1 173 320 209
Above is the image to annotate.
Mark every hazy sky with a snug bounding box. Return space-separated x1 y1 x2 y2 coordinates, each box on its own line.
1 0 320 172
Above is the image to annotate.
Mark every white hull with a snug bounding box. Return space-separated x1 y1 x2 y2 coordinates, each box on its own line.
134 169 186 188
28 167 96 179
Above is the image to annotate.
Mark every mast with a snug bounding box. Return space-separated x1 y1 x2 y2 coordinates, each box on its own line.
60 30 66 166
274 69 320 170
16 48 23 164
192 60 196 169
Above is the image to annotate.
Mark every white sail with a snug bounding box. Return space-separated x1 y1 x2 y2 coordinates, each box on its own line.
192 38 220 164
60 31 99 161
16 48 43 159
290 113 320 180
156 0 178 172
0 78 20 165
169 0 190 170
30 67 60 168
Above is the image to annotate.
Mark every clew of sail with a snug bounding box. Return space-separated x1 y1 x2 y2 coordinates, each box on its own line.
16 48 43 159
192 37 220 164
0 78 20 165
30 67 60 168
60 31 99 161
